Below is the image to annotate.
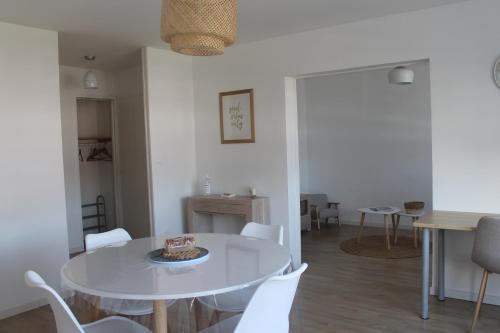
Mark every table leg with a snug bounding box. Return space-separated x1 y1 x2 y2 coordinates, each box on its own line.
393 214 400 244
356 213 366 243
90 296 100 321
384 215 391 250
413 218 418 248
421 227 430 320
154 300 167 333
438 229 446 301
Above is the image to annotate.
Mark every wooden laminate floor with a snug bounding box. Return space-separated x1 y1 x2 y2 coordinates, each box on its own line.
290 225 499 332
1 225 499 332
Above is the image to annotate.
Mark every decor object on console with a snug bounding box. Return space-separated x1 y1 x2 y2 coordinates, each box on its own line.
161 0 237 56
187 195 269 233
219 89 255 144
249 186 257 197
203 174 212 195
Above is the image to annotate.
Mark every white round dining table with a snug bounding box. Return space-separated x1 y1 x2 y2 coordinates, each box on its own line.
61 233 291 333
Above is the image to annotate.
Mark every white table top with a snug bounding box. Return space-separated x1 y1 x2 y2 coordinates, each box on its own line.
357 207 400 215
61 233 291 300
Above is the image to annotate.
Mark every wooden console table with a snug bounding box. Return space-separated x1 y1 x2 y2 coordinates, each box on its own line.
187 195 270 233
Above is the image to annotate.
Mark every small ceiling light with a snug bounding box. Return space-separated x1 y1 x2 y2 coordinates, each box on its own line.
83 56 98 89
388 66 414 85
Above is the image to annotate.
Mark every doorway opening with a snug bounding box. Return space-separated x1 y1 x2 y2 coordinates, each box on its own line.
297 61 433 232
60 59 152 255
289 60 433 328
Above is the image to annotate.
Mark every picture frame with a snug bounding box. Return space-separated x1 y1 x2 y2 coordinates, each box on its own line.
219 89 255 144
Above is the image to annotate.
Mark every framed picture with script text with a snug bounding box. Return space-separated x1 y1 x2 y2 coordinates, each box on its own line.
219 89 255 144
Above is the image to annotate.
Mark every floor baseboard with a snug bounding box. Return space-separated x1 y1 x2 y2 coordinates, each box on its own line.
445 288 500 306
0 289 73 320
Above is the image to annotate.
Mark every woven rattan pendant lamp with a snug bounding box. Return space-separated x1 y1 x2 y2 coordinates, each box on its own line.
161 0 237 56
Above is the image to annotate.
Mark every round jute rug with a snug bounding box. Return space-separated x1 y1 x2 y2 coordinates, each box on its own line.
340 235 422 259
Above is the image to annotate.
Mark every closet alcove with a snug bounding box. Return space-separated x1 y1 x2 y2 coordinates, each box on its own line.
77 99 116 236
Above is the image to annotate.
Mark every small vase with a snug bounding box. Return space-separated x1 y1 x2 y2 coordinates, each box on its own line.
203 175 211 195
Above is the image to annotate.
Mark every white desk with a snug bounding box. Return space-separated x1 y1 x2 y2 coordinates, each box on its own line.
413 211 500 320
61 233 290 333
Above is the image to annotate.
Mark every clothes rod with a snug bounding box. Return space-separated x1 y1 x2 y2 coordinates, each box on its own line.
78 137 112 143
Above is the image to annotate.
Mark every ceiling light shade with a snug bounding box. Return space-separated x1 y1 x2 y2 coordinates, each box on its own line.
388 66 414 85
84 70 99 89
161 0 237 56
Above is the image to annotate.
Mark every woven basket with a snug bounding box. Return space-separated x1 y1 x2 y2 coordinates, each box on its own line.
162 248 200 260
404 201 425 214
161 0 237 56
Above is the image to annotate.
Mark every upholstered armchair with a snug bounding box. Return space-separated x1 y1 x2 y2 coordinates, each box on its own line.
300 198 311 231
301 193 340 230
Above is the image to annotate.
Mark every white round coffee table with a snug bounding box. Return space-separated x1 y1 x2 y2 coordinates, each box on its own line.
61 233 291 333
356 207 400 250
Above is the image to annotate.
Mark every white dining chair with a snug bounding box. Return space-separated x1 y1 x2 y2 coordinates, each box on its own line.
240 222 284 246
197 222 284 316
85 228 132 252
200 263 308 333
24 270 151 333
85 229 174 316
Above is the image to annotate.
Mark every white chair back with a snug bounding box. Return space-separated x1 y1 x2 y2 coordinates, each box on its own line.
234 263 307 333
85 228 132 252
241 222 284 246
24 271 83 333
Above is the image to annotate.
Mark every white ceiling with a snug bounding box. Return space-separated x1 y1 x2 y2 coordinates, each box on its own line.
0 0 466 70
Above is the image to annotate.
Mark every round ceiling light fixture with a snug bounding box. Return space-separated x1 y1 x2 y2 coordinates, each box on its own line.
161 0 237 56
388 66 414 85
83 55 98 89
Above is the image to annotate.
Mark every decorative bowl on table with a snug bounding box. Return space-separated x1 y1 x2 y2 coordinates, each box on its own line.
404 201 425 214
147 236 209 266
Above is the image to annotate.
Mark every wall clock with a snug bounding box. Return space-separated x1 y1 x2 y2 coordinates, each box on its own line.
494 56 500 88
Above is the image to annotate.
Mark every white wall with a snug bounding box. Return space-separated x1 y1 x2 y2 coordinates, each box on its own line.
142 48 196 235
298 63 433 225
0 22 68 318
60 66 116 253
114 66 151 239
192 0 500 302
